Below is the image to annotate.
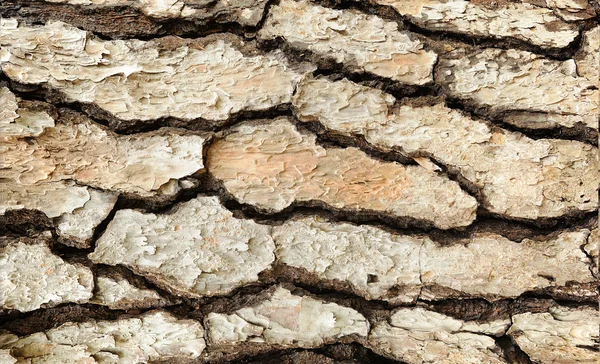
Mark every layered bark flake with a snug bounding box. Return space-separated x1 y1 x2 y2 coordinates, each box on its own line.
507 305 600 363
1 180 93 219
0 109 207 199
258 0 437 85
91 276 170 310
273 217 422 304
418 230 595 300
0 87 54 137
89 196 275 297
0 311 206 363
0 236 93 312
1 89 103 219
0 18 313 124
40 0 270 26
207 118 477 229
0 350 15 364
373 0 579 49
206 286 368 348
436 48 599 132
368 307 509 364
542 0 597 21
293 77 599 220
273 217 595 301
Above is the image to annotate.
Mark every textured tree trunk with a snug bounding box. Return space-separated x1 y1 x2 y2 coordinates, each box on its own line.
0 1 598 363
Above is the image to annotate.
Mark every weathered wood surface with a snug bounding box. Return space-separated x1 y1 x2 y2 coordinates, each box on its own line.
0 0 598 363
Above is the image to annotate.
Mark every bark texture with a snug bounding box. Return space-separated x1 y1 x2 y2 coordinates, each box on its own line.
0 0 598 363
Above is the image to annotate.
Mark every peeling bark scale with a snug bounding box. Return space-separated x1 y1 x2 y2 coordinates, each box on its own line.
0 0 598 363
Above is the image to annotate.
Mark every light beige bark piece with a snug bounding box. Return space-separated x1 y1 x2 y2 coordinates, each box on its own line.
207 118 477 229
89 196 275 297
0 87 54 137
273 217 594 301
369 307 508 364
576 26 600 86
44 0 269 26
437 48 599 131
507 306 600 364
258 0 437 85
0 311 205 363
91 276 169 310
1 181 91 218
272 217 422 303
293 77 599 220
0 18 313 123
206 286 368 348
419 231 594 300
1 115 206 197
56 189 118 247
543 0 596 21
0 239 93 312
374 0 578 49
0 350 16 364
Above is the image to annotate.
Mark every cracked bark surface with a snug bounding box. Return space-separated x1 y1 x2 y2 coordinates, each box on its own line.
0 19 314 130
207 118 477 229
0 234 94 312
39 0 270 26
259 0 437 85
90 196 276 297
1 0 598 363
436 47 599 135
0 311 206 363
206 286 369 350
371 0 580 49
368 307 509 363
293 77 598 221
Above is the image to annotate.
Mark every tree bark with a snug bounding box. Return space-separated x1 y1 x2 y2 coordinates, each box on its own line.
0 1 598 363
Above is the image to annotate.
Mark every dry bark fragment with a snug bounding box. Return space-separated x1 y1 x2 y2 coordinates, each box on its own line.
0 311 205 363
372 0 579 49
273 217 595 302
1 112 207 197
206 286 369 348
258 0 437 85
1 181 91 219
368 307 508 363
39 0 269 26
0 236 93 312
507 305 600 363
91 276 170 310
436 48 599 132
207 118 477 229
89 196 275 297
541 0 596 21
0 350 15 364
272 216 422 304
0 18 313 126
293 77 599 220
0 87 54 137
418 230 595 300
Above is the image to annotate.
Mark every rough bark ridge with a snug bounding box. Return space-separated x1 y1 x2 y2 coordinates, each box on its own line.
0 0 598 363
